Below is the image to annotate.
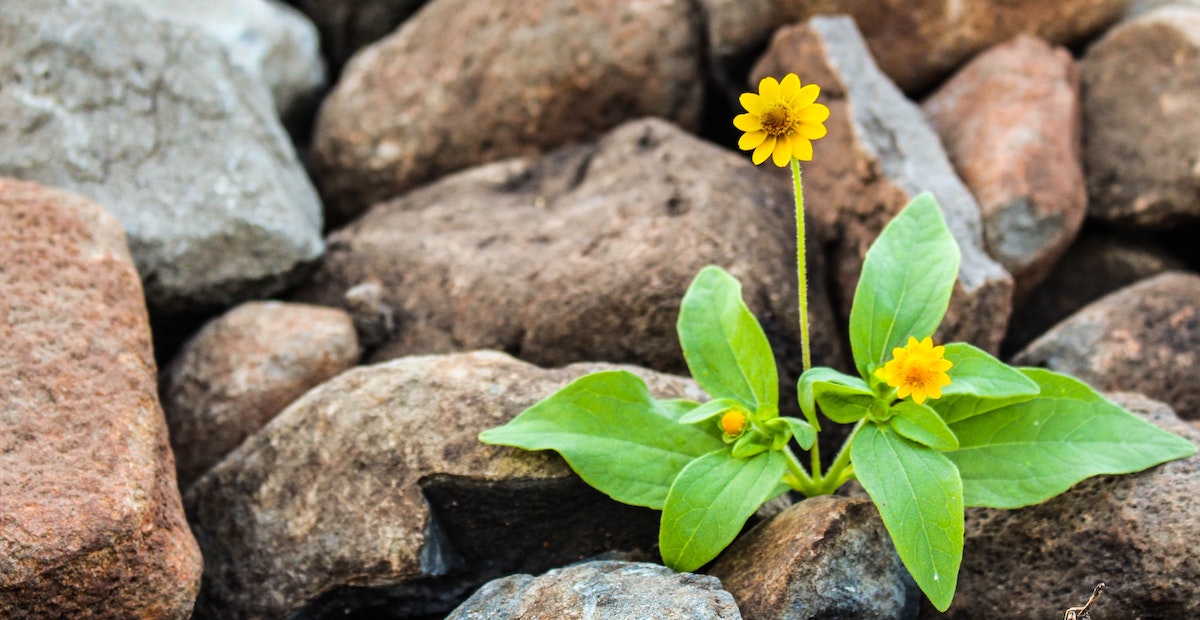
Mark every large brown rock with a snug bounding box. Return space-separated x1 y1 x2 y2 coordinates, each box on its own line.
311 0 703 222
296 118 846 388
923 35 1086 303
1082 5 1200 228
1014 272 1200 420
162 301 361 487
752 16 1014 354
185 351 706 619
0 179 202 617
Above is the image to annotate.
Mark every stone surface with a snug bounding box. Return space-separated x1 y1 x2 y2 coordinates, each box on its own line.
0 0 324 314
1014 272 1200 420
288 0 428 75
702 0 1127 94
709 496 919 620
923 35 1085 303
447 561 741 620
0 179 202 618
186 351 706 619
114 0 326 125
296 118 846 389
162 301 360 488
311 0 703 222
1081 5 1200 228
925 393 1200 618
752 16 1014 354
1003 226 1187 353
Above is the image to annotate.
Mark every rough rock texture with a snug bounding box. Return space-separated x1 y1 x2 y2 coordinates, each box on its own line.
1003 226 1186 353
311 0 703 222
296 118 846 389
114 0 326 124
710 496 919 620
162 301 360 488
186 351 706 619
1014 272 1200 420
702 0 1127 94
1127 0 1200 17
752 17 1014 354
447 561 741 620
925 393 1200 618
0 179 202 618
288 0 428 75
0 0 324 313
923 35 1086 303
1081 5 1200 228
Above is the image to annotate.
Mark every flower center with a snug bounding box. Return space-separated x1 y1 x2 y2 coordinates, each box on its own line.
760 104 793 137
719 410 747 436
902 364 934 388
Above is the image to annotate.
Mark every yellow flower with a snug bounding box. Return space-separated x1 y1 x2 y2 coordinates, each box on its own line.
719 409 747 437
874 336 953 405
735 73 830 167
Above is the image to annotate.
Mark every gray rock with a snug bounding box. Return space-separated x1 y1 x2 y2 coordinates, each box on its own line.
295 118 846 393
447 561 741 620
288 0 428 74
709 496 919 620
185 351 706 619
1014 272 1200 420
0 0 324 314
924 393 1200 618
1125 0 1200 19
1081 5 1200 228
751 16 1014 354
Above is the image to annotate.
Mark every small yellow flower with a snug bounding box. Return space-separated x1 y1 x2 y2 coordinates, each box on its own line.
875 336 953 405
719 409 747 437
735 73 830 167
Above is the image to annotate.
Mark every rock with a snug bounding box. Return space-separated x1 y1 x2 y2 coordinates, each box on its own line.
1003 226 1186 353
922 35 1086 303
311 0 703 222
0 179 202 618
702 0 1127 94
751 16 1014 354
113 0 326 126
0 0 324 314
709 496 919 620
1081 5 1200 228
162 301 360 488
288 0 428 75
185 351 706 619
447 561 741 620
925 393 1200 618
296 118 846 390
1013 272 1200 420
1126 0 1200 20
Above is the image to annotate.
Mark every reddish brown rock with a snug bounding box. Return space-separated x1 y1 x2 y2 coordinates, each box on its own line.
311 0 703 222
923 35 1085 303
752 16 1014 354
1082 5 1200 228
709 496 918 620
0 179 202 617
162 301 360 487
1014 272 1200 420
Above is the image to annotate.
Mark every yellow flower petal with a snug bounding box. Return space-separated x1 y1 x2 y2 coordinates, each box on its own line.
795 83 821 108
896 384 912 399
798 123 827 140
752 136 776 165
911 388 927 404
771 135 793 166
780 73 801 100
792 137 814 161
738 130 767 151
733 113 762 132
758 76 781 102
739 92 762 114
798 104 830 123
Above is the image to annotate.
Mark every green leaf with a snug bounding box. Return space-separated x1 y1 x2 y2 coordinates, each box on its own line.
947 368 1198 509
931 343 1040 424
798 367 873 429
731 429 772 458
848 193 961 379
660 449 787 572
679 266 778 412
765 416 817 450
853 424 963 612
479 371 725 510
891 400 959 451
815 384 877 425
679 398 744 425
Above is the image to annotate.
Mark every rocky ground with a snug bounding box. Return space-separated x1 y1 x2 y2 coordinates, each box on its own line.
2 0 1199 618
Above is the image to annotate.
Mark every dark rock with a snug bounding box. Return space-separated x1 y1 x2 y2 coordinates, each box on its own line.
162 301 360 488
1014 271 1200 420
0 179 202 618
310 0 703 222
447 561 741 619
751 16 1014 354
709 496 919 620
923 35 1085 303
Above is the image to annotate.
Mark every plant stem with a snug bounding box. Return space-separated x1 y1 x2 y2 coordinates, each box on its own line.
783 446 815 494
818 419 866 494
791 158 812 373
